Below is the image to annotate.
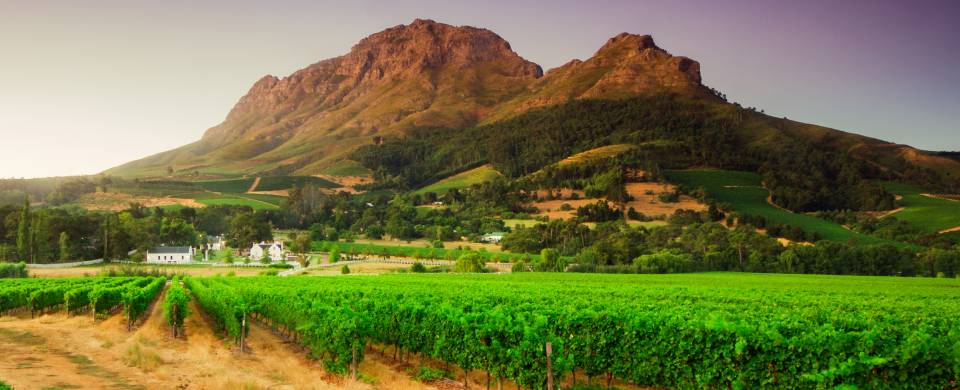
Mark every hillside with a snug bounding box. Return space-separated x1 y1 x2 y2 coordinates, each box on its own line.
106 19 960 193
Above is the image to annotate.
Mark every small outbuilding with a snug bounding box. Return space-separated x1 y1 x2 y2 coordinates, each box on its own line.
146 246 195 264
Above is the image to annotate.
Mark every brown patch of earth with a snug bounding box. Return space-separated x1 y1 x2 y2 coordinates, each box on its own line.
530 183 705 221
248 189 290 197
922 193 960 202
315 175 373 193
77 192 205 211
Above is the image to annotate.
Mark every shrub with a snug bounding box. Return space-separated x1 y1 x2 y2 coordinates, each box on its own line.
454 253 485 273
413 366 447 382
341 265 351 274
410 262 427 273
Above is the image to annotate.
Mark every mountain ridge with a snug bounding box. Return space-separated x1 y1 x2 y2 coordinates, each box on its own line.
106 19 960 189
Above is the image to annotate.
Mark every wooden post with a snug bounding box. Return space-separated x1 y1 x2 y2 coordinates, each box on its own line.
546 342 554 390
240 312 246 353
351 345 358 380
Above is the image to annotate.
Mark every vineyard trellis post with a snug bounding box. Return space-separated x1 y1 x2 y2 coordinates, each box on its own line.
171 303 178 338
240 311 246 353
351 345 358 380
546 342 554 390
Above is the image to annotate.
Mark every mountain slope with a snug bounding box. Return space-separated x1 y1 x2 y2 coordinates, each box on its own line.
106 19 960 190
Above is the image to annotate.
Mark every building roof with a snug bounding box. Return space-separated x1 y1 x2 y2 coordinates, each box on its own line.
148 246 192 254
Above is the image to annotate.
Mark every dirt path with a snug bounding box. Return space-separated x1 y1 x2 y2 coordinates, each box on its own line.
922 193 960 202
246 176 262 193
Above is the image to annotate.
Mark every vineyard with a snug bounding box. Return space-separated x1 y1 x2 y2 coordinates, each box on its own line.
3 273 958 389
185 273 960 389
0 276 165 325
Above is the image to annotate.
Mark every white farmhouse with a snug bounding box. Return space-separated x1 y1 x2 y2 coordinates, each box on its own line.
146 246 195 264
207 235 225 251
250 241 285 262
480 232 505 244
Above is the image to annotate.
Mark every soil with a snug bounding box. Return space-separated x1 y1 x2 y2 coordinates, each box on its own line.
530 183 705 221
77 192 205 211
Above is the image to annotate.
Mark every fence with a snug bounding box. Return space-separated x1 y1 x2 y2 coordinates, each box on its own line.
25 259 104 269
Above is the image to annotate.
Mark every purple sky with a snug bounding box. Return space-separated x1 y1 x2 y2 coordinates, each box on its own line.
0 0 957 178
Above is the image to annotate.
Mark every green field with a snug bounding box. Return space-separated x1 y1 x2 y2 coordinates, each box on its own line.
882 182 960 233
195 178 255 193
667 169 891 243
256 175 339 191
190 193 280 210
415 164 502 195
318 160 370 176
190 272 960 389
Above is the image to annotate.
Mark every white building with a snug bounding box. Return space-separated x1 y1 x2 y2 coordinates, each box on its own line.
207 235 225 251
250 241 285 262
146 246 195 264
480 232 505 244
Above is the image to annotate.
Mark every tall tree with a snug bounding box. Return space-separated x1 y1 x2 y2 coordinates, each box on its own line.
16 197 30 261
58 231 70 262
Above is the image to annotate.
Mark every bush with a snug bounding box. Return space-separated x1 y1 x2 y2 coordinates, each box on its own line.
454 253 485 273
341 265 351 274
413 366 447 382
410 262 427 273
0 262 28 278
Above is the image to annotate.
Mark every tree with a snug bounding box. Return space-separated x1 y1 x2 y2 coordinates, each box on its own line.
539 248 560 272
16 197 30 261
260 250 271 265
329 246 341 263
228 213 272 250
58 231 70 262
454 253 485 273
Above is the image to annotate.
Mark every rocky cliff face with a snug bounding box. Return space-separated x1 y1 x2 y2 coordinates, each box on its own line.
202 19 542 147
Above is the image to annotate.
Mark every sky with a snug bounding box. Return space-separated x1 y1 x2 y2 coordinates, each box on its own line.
0 0 958 178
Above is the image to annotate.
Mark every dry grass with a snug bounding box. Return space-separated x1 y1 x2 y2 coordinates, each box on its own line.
76 191 205 211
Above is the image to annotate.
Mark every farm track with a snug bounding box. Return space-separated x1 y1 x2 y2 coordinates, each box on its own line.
246 176 262 193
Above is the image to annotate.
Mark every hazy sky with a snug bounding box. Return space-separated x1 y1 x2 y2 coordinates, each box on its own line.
1 0 958 178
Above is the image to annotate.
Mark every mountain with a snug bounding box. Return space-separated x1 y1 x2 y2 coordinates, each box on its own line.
107 19 960 188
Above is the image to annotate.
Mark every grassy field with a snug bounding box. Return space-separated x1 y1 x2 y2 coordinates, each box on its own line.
255 175 339 191
414 164 502 195
195 178 255 193
191 193 280 210
317 160 370 176
667 169 892 243
882 182 960 233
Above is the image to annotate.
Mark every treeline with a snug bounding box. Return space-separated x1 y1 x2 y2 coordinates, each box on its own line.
352 95 901 213
501 217 960 277
0 199 273 263
278 181 524 243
